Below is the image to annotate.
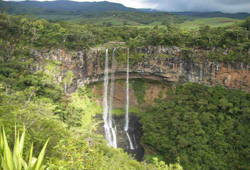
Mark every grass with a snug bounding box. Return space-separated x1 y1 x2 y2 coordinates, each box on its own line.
109 17 241 29
67 17 141 26
111 107 142 116
132 25 166 29
35 14 80 21
177 17 241 29
149 21 163 26
35 14 140 26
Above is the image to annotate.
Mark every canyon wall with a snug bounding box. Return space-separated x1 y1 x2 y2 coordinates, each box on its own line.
30 46 250 93
30 46 250 155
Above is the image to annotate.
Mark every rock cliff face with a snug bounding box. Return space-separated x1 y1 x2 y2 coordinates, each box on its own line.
30 46 250 93
91 80 168 108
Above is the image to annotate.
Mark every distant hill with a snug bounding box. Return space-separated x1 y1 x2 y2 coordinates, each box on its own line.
100 11 185 25
1 0 247 27
172 11 250 19
0 1 137 15
0 1 186 25
1 1 249 20
138 8 160 13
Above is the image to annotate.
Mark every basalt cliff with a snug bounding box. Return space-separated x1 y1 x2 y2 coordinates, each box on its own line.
30 46 250 94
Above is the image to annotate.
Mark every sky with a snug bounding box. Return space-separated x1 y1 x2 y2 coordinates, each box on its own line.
73 0 250 13
6 0 250 13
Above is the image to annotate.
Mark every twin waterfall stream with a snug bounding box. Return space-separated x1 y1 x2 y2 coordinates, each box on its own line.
125 49 135 150
103 49 117 148
103 49 135 150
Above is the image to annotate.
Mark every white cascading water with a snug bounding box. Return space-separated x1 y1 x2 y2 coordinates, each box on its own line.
124 48 134 150
103 49 112 146
103 49 117 148
109 49 117 148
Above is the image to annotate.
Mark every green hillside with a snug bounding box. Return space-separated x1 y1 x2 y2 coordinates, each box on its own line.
173 11 250 19
177 17 240 29
69 17 141 26
0 0 137 14
1 0 245 29
0 1 186 25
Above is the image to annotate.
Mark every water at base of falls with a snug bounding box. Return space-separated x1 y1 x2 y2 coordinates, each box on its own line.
126 132 134 150
97 114 145 161
115 114 144 161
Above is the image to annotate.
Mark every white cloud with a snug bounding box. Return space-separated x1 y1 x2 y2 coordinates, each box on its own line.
143 0 250 12
72 0 250 12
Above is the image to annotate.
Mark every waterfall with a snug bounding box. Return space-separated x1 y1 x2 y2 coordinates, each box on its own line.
126 132 134 149
103 49 117 148
103 48 135 150
124 48 130 132
124 48 134 150
109 49 117 148
133 134 137 149
103 49 112 146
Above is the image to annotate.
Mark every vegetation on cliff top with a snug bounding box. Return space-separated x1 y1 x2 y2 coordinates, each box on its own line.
0 12 249 62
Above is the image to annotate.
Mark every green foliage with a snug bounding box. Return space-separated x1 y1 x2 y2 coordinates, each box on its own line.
242 17 250 30
48 132 149 170
153 157 183 170
130 52 144 65
64 86 102 128
141 83 250 170
101 11 185 25
177 17 239 29
0 59 67 156
173 11 250 20
131 80 147 104
0 126 49 170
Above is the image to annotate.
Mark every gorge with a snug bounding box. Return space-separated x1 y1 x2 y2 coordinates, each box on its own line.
1 8 250 170
28 46 250 161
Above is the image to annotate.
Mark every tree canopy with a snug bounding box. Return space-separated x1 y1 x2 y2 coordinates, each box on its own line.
141 83 250 170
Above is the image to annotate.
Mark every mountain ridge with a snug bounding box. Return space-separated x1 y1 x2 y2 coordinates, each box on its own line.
172 11 250 19
1 0 250 19
0 0 138 14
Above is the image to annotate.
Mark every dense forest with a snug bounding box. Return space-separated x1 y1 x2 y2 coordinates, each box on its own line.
141 84 250 170
0 4 250 169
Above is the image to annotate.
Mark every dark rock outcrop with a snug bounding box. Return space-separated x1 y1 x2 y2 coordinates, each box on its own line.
96 114 144 161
